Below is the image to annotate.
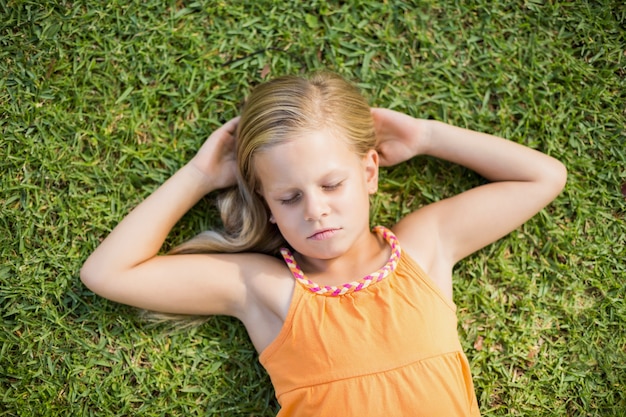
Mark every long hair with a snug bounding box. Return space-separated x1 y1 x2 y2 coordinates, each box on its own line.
170 72 376 256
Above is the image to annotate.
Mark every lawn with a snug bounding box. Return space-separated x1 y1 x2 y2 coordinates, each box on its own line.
1 0 625 415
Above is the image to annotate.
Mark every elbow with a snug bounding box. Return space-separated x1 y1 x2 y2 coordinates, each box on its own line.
80 257 105 295
539 159 567 203
530 157 567 205
79 261 96 292
552 160 568 195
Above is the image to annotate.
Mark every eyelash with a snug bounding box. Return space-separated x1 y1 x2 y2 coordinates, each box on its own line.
323 182 342 191
279 182 343 205
280 194 301 205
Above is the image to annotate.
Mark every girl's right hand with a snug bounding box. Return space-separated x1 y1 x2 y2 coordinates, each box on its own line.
189 116 240 191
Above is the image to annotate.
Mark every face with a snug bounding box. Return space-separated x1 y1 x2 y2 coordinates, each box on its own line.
255 130 379 261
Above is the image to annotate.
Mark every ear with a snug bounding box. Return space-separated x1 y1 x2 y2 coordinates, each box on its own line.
363 149 379 195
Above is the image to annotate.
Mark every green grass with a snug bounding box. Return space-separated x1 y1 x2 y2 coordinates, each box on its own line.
1 0 624 415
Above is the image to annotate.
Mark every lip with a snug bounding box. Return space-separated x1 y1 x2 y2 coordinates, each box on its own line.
307 228 341 240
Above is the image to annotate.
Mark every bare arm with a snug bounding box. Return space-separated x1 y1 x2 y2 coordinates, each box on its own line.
415 119 567 261
373 108 567 293
80 117 260 317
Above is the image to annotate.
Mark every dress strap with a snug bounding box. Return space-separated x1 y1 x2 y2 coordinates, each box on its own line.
279 226 402 297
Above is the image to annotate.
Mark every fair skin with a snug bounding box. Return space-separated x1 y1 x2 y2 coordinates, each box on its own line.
255 129 386 286
80 108 567 353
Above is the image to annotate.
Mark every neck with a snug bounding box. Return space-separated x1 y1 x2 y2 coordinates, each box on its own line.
295 229 390 286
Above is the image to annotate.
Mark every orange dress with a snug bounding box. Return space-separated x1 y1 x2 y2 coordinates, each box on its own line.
259 226 480 417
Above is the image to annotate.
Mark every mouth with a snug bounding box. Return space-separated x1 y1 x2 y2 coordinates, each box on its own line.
307 228 341 240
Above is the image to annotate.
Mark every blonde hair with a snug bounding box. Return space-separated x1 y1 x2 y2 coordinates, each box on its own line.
171 72 376 256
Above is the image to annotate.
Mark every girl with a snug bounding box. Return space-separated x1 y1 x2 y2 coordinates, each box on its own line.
81 72 567 416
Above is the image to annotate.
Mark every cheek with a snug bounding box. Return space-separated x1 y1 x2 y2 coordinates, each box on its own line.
344 179 369 201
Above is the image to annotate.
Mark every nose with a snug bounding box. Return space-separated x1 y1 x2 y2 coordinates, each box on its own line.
304 190 329 222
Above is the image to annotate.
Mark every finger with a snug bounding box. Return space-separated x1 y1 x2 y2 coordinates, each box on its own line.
378 157 393 168
370 108 383 124
222 116 241 135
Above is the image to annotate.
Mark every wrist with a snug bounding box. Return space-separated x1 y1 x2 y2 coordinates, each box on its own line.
181 162 218 196
413 119 435 156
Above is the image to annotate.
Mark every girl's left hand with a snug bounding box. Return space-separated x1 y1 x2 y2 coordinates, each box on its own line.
371 108 428 167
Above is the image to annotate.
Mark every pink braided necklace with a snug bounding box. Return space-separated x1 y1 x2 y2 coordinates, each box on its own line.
279 226 401 297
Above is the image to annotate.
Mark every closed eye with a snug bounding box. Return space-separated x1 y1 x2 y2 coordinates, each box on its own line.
278 181 343 205
323 181 343 191
280 193 302 205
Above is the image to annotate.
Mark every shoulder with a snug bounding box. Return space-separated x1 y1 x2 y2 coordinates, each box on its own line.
391 204 441 269
241 252 295 316
236 252 296 352
390 206 454 299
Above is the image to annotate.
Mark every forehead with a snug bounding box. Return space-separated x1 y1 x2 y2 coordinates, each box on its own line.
254 130 361 191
